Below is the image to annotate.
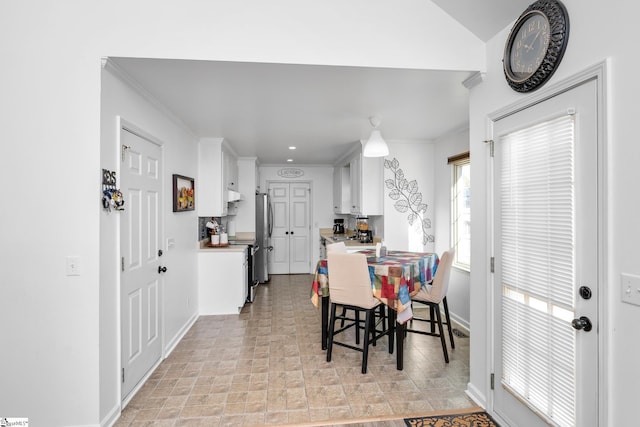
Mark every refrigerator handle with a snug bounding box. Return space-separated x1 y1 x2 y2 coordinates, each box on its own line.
268 200 273 238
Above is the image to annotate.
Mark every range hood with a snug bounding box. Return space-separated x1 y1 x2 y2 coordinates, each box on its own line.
228 190 243 202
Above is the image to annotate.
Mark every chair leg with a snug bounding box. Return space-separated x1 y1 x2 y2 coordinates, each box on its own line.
443 297 455 349
362 309 372 374
355 310 360 344
387 308 395 354
326 303 337 362
429 305 436 333
434 304 449 363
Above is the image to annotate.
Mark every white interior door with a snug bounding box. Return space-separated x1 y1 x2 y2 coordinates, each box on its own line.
491 80 598 427
268 182 310 274
120 128 163 403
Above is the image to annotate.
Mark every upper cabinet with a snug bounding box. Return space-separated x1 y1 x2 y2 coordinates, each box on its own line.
333 141 384 216
198 138 238 217
223 146 239 191
333 165 351 214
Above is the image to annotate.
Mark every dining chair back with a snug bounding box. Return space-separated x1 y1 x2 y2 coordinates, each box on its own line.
404 248 456 363
420 248 454 304
327 252 378 309
326 252 391 373
326 241 347 253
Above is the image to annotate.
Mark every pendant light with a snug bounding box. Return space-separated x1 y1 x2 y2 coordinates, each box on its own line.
363 116 389 157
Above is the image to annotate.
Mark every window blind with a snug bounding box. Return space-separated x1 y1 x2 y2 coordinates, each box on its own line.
499 114 576 427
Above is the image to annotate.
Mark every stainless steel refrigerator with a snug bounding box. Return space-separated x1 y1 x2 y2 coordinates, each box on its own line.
255 193 272 283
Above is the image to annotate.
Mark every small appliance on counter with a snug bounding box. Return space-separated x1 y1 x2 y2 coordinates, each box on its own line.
355 216 372 243
333 218 345 234
357 229 373 243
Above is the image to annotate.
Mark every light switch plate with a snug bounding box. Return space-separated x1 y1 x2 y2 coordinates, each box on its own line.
66 256 81 276
621 273 640 306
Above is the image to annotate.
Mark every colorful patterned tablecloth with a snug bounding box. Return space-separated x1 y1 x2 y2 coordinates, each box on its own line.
311 250 439 322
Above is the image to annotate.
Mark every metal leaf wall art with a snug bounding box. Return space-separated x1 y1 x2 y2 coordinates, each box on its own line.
384 158 434 245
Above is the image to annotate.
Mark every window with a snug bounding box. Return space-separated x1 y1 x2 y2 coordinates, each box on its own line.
449 152 470 270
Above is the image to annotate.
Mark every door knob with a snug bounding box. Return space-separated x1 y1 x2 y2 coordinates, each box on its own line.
571 316 592 332
158 266 167 274
290 231 294 235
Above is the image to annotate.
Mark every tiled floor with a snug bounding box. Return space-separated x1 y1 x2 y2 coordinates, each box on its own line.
115 274 474 426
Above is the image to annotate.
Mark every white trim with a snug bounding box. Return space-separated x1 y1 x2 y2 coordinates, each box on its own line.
466 382 487 409
116 116 167 410
485 60 608 426
164 312 199 356
103 58 195 138
100 401 120 427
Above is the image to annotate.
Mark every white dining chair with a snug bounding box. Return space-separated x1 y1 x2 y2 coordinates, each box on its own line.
403 248 456 363
326 252 391 374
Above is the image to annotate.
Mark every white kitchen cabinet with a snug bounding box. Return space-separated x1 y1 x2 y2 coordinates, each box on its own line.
198 138 238 217
333 165 351 214
223 144 239 191
349 155 361 214
339 141 384 216
197 248 248 315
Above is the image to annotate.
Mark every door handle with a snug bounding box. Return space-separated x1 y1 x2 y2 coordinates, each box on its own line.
290 231 294 235
571 316 592 332
285 231 289 235
158 266 167 274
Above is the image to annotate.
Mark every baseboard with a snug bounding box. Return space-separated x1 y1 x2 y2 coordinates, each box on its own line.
466 382 487 409
164 311 198 357
115 312 199 423
101 402 121 427
449 312 470 334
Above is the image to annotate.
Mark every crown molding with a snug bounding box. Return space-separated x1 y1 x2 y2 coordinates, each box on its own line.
462 71 485 89
101 57 196 138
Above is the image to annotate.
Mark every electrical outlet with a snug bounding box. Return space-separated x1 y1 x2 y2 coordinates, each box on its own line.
621 273 640 306
66 256 81 276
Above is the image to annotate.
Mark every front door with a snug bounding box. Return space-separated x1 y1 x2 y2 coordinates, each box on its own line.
491 80 598 427
120 127 163 403
269 182 311 274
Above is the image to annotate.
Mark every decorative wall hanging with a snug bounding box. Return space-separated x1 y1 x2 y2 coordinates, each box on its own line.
277 168 304 178
172 174 195 212
384 158 434 245
102 169 125 212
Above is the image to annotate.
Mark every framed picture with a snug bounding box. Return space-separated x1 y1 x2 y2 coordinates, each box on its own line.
172 174 195 212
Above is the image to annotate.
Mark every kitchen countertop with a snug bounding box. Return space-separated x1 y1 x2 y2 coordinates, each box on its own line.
198 239 248 252
319 228 382 248
198 231 256 252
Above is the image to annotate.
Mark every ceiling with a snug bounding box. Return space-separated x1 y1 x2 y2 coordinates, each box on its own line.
110 1 530 166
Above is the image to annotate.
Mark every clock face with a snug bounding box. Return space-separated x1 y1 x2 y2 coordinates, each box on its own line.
507 12 550 82
503 0 570 93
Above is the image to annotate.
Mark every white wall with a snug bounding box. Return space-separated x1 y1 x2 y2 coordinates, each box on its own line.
468 1 637 424
0 1 491 425
434 127 470 329
383 141 436 253
100 63 199 424
259 165 334 265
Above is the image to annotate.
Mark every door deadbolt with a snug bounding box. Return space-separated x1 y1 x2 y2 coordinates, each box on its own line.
579 286 592 300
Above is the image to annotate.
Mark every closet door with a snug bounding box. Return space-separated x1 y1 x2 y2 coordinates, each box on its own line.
268 182 311 274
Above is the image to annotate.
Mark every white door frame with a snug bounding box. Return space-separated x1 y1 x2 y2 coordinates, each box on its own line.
116 116 166 408
266 179 313 274
485 61 608 426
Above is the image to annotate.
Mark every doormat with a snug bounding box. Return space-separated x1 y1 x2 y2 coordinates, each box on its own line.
404 411 499 427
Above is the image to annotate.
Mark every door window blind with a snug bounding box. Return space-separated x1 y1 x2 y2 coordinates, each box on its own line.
500 114 576 427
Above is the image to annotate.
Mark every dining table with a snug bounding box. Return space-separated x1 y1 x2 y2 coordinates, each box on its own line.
310 249 439 370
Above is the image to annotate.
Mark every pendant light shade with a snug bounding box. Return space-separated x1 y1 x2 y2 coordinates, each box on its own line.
363 116 389 157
